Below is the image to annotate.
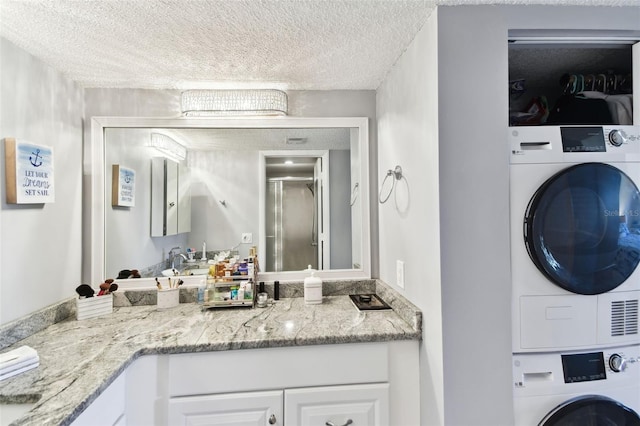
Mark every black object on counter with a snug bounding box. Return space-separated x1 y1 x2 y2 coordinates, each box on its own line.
75 284 95 298
274 281 280 300
259 281 265 293
349 294 391 311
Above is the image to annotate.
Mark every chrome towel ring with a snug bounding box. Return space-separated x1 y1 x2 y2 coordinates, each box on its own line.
350 182 359 206
379 165 403 204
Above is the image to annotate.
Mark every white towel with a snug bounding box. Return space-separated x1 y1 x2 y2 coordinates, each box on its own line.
0 346 38 374
0 361 39 381
0 355 40 376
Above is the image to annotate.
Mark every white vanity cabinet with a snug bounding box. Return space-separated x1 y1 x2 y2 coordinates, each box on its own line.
117 341 418 425
151 157 191 237
284 383 389 426
168 390 283 426
70 373 126 426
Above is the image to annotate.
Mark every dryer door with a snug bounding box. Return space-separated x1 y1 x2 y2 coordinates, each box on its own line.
525 162 640 295
539 395 640 426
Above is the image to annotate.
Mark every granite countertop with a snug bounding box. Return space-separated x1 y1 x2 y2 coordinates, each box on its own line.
0 281 421 426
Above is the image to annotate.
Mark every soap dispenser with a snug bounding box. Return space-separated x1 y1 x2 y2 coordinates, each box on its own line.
303 265 323 305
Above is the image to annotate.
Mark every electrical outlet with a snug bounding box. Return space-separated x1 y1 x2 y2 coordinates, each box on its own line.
396 260 405 289
241 233 253 244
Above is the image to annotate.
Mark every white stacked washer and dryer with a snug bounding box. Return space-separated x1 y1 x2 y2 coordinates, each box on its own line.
510 125 640 425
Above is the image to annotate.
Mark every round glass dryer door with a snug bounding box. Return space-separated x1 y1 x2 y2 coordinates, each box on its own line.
525 162 640 295
539 395 640 426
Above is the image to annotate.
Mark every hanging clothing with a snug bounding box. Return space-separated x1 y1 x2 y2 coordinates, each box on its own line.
547 95 614 125
579 91 633 125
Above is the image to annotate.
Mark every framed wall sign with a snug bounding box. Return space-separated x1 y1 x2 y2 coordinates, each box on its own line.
112 164 136 207
4 138 55 204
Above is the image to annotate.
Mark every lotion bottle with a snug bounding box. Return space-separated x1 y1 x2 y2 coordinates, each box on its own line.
303 265 323 305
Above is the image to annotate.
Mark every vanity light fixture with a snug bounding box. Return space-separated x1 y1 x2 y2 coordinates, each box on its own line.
148 133 187 162
181 89 288 116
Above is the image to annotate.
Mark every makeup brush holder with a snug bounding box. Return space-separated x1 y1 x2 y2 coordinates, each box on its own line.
157 288 179 310
76 294 113 320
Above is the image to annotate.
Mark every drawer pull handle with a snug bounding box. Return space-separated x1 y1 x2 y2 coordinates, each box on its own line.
326 420 353 426
268 414 277 424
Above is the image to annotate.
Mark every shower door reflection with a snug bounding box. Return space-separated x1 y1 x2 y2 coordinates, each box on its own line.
264 154 327 272
266 178 317 271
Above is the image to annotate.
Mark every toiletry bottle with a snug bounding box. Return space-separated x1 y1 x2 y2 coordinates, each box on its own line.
247 257 255 277
245 279 254 300
303 265 323 305
205 272 216 303
237 284 245 301
274 280 280 300
197 279 206 304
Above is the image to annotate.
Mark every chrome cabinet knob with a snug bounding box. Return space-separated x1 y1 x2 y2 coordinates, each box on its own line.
326 420 353 426
268 414 277 425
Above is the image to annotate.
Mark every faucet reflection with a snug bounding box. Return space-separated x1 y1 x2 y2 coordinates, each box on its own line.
169 247 188 270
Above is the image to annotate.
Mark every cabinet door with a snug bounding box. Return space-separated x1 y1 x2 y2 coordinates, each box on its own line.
177 164 191 234
168 390 283 426
150 158 182 236
165 159 178 235
284 383 389 426
71 373 126 426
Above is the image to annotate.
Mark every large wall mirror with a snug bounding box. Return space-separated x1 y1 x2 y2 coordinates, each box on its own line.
88 117 370 286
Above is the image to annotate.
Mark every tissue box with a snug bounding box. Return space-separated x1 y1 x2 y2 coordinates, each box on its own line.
157 288 179 310
76 294 113 320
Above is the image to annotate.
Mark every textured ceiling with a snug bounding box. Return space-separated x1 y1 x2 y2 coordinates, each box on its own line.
1 0 638 90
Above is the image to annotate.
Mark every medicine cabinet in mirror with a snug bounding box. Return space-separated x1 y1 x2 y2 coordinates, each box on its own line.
88 117 370 285
150 157 191 237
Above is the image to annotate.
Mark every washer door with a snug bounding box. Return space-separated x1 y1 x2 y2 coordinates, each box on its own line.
525 162 640 295
539 395 640 426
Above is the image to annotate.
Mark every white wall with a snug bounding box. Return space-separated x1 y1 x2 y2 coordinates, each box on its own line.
0 38 84 324
376 10 444 425
437 7 512 425
377 5 640 426
83 89 377 282
329 149 352 269
188 149 260 259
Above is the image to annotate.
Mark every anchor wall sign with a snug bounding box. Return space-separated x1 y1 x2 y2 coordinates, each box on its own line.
111 164 136 207
4 138 55 204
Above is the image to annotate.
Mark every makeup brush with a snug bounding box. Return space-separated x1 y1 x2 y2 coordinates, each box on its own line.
75 284 95 298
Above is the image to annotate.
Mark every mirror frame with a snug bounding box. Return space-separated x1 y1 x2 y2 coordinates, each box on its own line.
88 116 370 284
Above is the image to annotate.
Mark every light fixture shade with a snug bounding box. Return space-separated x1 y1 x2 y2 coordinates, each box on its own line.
181 89 288 116
149 133 187 162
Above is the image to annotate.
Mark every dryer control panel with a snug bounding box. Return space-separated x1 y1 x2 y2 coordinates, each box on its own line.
513 345 640 394
509 125 640 164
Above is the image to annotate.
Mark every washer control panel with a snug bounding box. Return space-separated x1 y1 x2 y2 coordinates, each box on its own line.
560 126 640 153
513 345 640 393
509 125 640 164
